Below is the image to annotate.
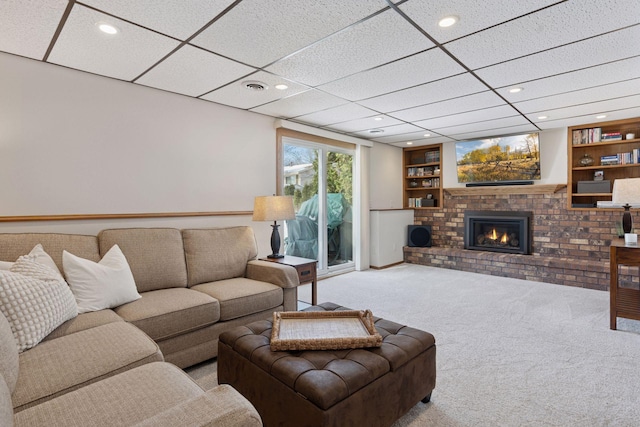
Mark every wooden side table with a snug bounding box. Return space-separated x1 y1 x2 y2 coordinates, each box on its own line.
610 240 640 330
260 255 318 306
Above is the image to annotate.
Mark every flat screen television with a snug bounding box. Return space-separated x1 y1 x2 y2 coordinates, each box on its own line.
455 133 540 184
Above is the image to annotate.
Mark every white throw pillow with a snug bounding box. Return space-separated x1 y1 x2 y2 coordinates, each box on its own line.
0 257 78 352
0 244 61 274
0 261 12 270
63 245 141 313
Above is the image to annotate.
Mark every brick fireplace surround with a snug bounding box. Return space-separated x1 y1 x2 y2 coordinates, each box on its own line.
404 185 638 291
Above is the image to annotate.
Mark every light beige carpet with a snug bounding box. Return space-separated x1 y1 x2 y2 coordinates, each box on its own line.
187 263 640 426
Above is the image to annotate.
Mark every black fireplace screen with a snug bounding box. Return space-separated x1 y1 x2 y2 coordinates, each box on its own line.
464 211 532 255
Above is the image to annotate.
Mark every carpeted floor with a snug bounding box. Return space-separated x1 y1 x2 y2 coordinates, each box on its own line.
187 263 640 426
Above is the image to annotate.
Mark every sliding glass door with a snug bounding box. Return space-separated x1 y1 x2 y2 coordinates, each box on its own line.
281 138 354 276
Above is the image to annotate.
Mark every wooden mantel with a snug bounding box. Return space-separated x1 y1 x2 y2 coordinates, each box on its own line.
445 184 567 196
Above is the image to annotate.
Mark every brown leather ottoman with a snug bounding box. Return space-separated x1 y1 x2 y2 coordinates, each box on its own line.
218 302 436 427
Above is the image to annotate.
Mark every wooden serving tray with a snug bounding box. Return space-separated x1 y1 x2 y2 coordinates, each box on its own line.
270 309 383 351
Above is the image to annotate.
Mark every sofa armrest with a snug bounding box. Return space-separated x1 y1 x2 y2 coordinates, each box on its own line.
246 260 299 289
132 384 262 427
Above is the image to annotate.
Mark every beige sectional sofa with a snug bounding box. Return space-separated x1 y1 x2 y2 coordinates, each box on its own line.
0 226 300 426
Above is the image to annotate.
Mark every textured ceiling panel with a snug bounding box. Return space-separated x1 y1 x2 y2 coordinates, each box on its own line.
390 91 507 123
498 56 640 103
191 0 387 67
265 9 432 87
523 94 640 123
381 133 455 145
318 48 466 101
201 71 309 109
48 5 180 81
357 73 487 113
432 115 531 135
136 45 255 97
533 106 640 130
445 0 640 70
413 105 520 130
514 79 640 115
350 123 425 138
81 0 234 40
447 124 539 141
398 0 558 44
250 89 347 118
0 0 67 59
476 25 640 88
293 103 379 127
323 115 404 133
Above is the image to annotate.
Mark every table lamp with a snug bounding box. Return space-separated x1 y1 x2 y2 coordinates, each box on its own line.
252 195 295 258
611 177 640 235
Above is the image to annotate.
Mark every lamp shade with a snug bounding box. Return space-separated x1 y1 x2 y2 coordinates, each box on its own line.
611 178 640 207
252 196 295 221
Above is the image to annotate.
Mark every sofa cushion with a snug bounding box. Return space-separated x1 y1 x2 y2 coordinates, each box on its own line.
12 322 163 411
0 375 12 427
192 277 282 321
0 258 78 352
13 362 203 427
98 228 188 292
0 312 19 394
183 227 258 286
0 233 100 275
43 309 123 341
114 288 220 342
63 244 141 313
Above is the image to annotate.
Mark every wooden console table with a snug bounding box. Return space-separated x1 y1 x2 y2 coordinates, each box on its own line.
260 256 318 305
610 240 640 330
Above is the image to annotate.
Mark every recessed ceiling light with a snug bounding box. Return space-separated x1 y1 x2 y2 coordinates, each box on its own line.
509 87 523 93
438 16 458 28
537 115 548 120
423 133 431 137
96 22 118 35
407 141 413 145
596 114 607 119
243 81 268 91
274 84 288 90
368 129 384 134
374 117 383 121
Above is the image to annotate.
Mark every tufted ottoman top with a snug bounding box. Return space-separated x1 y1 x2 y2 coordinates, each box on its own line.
218 302 435 410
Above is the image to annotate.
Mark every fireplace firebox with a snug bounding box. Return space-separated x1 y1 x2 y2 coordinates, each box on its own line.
464 211 532 255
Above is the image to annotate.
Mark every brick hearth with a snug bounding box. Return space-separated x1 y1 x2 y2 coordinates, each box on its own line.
404 186 639 291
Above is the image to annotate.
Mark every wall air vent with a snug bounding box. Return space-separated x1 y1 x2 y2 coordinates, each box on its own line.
243 81 268 91
368 129 384 134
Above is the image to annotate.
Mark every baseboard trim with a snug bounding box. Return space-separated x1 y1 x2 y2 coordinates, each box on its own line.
370 261 404 270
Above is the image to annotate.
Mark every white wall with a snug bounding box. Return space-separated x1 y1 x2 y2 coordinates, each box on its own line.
369 142 403 209
370 209 414 268
442 128 568 187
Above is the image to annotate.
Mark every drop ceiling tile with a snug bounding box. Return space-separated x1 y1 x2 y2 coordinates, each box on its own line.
476 25 640 88
0 0 67 59
446 124 539 141
432 116 531 136
498 56 640 103
48 4 180 81
201 71 309 109
358 73 488 113
350 123 425 138
324 115 404 133
293 103 379 127
265 9 432 87
250 90 347 118
81 0 235 40
136 45 255 97
445 0 640 69
413 105 520 130
318 48 466 101
514 79 640 115
191 0 387 67
525 94 640 124
399 0 557 44
534 106 640 130
389 135 456 147
378 132 454 145
390 91 507 122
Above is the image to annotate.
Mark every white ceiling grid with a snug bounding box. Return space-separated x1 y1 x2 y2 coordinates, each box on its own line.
1 0 639 146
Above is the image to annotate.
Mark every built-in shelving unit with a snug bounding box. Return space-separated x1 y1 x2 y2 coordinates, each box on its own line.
403 144 443 209
568 117 640 209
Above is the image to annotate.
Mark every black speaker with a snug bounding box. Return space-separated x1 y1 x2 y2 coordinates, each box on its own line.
408 225 432 247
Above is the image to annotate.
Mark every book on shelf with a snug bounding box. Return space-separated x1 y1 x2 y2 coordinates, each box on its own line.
600 155 619 166
572 127 602 144
601 132 622 141
424 151 440 163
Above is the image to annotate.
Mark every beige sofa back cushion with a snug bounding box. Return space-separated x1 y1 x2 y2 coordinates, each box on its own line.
0 311 19 394
98 228 188 293
183 227 258 286
0 233 99 275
